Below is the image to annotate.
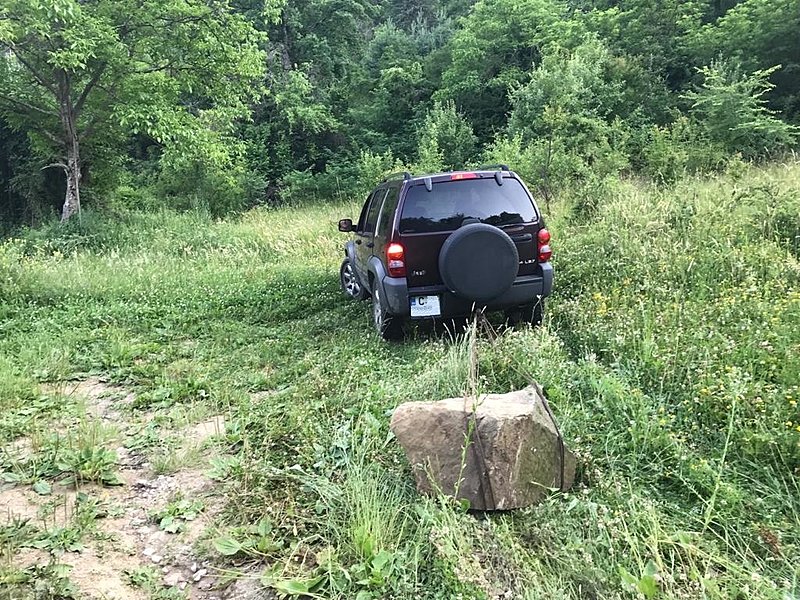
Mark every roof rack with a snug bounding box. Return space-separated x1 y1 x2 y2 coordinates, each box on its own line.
477 164 510 171
382 171 413 182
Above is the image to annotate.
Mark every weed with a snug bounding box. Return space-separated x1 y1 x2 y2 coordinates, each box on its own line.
0 563 77 599
149 441 203 476
125 565 187 599
213 518 284 557
207 455 242 481
1 418 121 486
21 493 106 554
0 517 38 554
151 496 205 533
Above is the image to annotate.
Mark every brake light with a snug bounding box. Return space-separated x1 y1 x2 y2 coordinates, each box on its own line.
537 229 551 244
537 228 552 262
386 243 406 277
450 172 479 180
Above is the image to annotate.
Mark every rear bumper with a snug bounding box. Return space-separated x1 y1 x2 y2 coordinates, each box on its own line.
382 262 553 318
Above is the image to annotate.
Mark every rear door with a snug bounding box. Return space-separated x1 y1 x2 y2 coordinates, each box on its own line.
374 184 401 258
355 187 387 284
398 175 540 288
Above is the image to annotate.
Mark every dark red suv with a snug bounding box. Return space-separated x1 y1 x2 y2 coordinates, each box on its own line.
337 167 553 339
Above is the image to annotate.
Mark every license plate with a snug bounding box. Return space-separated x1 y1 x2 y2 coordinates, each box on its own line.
410 295 441 317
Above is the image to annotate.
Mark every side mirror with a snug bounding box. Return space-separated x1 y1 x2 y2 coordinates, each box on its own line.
338 218 354 232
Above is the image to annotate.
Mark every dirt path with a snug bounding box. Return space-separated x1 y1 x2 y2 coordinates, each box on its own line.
1 379 262 600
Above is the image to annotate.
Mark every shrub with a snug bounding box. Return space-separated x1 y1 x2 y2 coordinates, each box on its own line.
415 101 478 172
642 116 729 184
280 150 407 206
685 60 798 160
506 39 636 189
481 134 585 202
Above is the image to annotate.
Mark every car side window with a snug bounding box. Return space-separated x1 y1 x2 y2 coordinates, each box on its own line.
376 186 400 237
364 188 387 234
356 192 374 232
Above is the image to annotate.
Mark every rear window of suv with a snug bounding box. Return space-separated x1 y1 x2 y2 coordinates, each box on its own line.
399 178 537 234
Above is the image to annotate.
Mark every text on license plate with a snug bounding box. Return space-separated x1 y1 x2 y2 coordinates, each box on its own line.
410 295 441 317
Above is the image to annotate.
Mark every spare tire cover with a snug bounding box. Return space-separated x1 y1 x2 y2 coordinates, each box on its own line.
438 223 519 302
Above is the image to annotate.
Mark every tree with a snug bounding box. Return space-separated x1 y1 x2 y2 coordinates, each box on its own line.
0 0 270 222
684 60 798 158
436 0 583 140
575 0 706 87
241 0 380 196
686 0 800 118
416 100 478 171
501 39 644 195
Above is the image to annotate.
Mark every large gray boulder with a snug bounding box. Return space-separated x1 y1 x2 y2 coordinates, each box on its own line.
390 385 575 510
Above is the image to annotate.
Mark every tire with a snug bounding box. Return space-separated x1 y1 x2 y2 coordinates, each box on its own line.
507 299 544 327
439 223 519 302
340 259 368 301
372 287 404 341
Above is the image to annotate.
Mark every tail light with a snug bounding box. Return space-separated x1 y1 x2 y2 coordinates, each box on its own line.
386 243 406 277
537 228 552 262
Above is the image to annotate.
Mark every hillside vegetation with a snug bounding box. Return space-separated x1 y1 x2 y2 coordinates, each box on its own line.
1 0 798 223
1 162 798 598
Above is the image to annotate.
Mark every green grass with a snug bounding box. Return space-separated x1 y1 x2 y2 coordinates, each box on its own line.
1 162 799 598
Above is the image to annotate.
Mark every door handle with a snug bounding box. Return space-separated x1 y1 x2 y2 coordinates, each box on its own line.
511 233 533 243
366 242 374 248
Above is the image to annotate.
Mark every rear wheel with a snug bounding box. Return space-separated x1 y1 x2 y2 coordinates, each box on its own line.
340 259 368 301
372 287 404 341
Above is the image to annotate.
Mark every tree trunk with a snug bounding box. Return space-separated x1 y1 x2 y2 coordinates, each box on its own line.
58 71 81 223
61 142 81 223
280 10 293 71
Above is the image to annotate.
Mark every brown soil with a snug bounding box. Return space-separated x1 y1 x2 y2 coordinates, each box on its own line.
43 377 135 421
2 379 245 600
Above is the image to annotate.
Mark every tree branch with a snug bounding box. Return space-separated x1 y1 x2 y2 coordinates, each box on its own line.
134 61 176 74
0 93 59 118
79 112 112 142
41 162 68 173
93 81 121 104
35 127 64 146
74 63 107 115
11 118 66 147
4 43 58 95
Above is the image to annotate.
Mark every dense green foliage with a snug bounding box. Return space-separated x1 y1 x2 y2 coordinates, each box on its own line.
0 0 270 222
1 162 798 597
1 0 799 223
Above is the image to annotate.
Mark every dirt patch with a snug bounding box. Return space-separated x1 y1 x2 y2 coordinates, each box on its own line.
2 477 139 592
62 545 147 600
43 377 135 421
7 379 244 599
221 571 276 600
187 415 227 445
5 435 34 461
119 469 226 598
1 485 40 522
0 482 109 527
250 390 279 403
4 469 228 599
12 547 51 569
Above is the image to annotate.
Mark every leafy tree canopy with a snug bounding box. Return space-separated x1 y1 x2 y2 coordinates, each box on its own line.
436 0 585 138
0 0 270 220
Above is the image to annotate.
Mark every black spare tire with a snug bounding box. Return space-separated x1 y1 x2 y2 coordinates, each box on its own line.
438 223 519 302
